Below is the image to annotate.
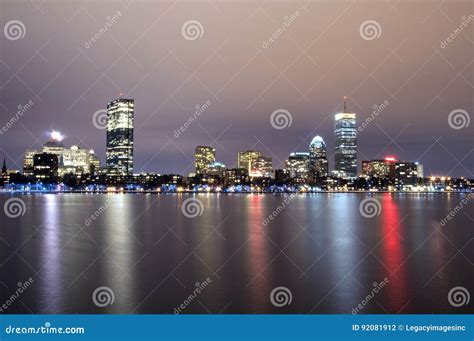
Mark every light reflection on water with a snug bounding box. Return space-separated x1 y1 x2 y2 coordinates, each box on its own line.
0 193 472 314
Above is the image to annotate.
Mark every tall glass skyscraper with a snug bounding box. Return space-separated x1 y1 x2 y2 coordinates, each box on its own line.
309 135 328 181
334 99 357 178
106 98 134 175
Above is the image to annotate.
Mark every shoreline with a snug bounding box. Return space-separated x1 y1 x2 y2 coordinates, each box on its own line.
0 190 472 195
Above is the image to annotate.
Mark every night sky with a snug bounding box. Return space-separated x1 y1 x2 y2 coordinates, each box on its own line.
0 0 472 177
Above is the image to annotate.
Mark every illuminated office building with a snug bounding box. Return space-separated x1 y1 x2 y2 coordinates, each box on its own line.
206 161 226 177
251 156 273 178
285 152 309 181
23 132 101 177
237 150 261 173
309 135 328 180
395 161 419 187
334 98 357 178
106 98 134 175
195 146 216 175
362 157 420 187
60 146 100 176
33 153 58 181
23 150 37 177
361 157 396 179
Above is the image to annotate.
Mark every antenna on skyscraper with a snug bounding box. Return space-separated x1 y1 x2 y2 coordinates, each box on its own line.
343 96 347 113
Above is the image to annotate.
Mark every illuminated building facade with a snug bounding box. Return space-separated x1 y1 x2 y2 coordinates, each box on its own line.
195 146 216 175
309 135 328 181
334 99 357 178
395 161 419 187
60 146 100 176
23 132 101 177
106 98 134 175
237 150 261 173
251 156 272 178
361 158 396 179
23 150 37 177
237 150 272 178
285 152 309 181
223 168 249 186
362 157 421 188
206 161 226 177
33 153 58 181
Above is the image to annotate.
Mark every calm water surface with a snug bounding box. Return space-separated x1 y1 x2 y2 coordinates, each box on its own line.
0 193 472 314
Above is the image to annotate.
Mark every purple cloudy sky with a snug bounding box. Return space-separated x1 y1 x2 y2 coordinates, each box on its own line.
0 0 472 177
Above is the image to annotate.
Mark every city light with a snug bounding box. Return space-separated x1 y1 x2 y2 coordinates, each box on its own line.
50 131 63 141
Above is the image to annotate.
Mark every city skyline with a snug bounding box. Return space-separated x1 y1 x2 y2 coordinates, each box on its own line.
0 1 472 178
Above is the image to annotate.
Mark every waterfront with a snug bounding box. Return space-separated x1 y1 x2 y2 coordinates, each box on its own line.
0 193 472 314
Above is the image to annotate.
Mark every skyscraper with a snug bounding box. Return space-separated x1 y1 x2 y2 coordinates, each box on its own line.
195 146 216 174
309 135 328 181
106 98 134 176
334 98 357 178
